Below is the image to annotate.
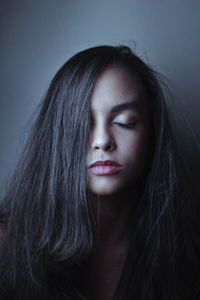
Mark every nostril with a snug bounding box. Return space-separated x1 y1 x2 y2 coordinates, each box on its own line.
106 144 115 151
90 126 116 151
93 140 116 151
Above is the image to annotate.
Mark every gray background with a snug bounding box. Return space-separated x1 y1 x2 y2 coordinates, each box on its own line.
1 0 200 196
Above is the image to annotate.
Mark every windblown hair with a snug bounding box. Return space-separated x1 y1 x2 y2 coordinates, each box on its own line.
0 45 199 300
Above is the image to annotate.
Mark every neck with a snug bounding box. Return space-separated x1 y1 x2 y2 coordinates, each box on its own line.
87 187 139 248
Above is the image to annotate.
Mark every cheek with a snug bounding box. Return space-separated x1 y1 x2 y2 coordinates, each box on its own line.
119 133 149 169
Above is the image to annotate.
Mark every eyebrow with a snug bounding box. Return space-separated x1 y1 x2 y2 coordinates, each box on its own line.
110 102 140 113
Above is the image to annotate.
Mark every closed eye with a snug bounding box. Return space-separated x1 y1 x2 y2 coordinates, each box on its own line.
114 122 137 129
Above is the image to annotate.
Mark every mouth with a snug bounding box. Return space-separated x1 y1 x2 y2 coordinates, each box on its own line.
88 160 122 175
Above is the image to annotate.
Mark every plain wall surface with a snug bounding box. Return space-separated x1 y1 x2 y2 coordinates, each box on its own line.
1 0 200 195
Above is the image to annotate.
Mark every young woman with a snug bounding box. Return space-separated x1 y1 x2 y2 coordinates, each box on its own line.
0 45 199 300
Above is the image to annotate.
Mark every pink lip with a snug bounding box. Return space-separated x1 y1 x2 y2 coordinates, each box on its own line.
89 160 122 175
89 160 121 167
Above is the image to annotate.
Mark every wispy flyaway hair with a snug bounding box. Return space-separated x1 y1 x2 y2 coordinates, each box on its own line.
0 45 199 300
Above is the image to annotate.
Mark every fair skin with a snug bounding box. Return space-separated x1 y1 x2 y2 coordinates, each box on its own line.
85 66 150 299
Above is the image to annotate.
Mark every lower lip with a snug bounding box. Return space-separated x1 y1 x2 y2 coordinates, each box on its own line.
89 165 121 175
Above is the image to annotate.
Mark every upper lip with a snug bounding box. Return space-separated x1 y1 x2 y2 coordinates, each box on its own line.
89 160 121 168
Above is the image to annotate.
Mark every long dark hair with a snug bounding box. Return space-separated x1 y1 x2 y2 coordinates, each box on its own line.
0 45 199 299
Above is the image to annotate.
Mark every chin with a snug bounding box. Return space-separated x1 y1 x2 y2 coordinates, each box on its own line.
87 182 124 196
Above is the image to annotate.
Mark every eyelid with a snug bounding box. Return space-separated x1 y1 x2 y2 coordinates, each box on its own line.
113 122 137 129
113 112 139 121
89 117 138 128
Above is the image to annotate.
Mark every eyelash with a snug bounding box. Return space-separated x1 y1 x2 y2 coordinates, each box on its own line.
114 122 137 129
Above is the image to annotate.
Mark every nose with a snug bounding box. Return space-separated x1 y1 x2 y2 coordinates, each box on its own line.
90 125 116 152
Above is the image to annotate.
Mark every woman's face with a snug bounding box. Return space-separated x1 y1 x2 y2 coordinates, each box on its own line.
86 66 150 196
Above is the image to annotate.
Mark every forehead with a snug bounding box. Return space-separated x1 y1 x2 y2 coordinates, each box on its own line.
90 66 147 114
